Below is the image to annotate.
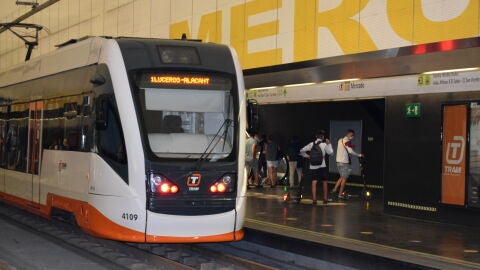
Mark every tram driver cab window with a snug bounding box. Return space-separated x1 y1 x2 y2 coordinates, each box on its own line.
139 82 234 160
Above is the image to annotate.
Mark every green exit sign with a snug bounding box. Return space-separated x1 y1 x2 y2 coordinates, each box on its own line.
406 103 421 118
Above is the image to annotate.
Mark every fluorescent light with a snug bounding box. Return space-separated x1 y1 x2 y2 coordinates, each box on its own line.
283 82 316 88
248 86 277 91
322 78 360 84
423 67 479 74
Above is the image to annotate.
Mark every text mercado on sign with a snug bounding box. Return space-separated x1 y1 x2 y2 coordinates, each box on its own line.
150 75 211 85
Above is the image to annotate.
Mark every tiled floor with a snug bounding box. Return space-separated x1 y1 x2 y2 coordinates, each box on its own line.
245 187 480 267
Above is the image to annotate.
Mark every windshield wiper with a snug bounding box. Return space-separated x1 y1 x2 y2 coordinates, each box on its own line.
195 118 233 168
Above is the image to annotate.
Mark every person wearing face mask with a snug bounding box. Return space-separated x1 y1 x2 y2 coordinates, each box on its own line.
332 129 364 199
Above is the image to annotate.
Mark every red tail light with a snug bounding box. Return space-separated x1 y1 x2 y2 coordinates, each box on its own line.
149 173 179 194
209 174 235 193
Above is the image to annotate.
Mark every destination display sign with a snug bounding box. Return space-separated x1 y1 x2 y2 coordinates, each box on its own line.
137 72 232 90
149 75 211 85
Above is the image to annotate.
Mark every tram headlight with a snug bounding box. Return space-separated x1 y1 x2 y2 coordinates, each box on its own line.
148 173 179 195
209 174 235 194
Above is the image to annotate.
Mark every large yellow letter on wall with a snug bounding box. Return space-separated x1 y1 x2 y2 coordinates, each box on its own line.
294 0 377 62
230 0 282 69
169 11 222 43
170 21 190 39
387 0 479 44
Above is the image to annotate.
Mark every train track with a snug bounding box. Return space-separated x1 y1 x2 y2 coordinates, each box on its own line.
0 202 315 270
0 202 189 270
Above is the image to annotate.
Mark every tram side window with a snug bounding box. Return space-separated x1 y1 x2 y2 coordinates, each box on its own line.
97 101 127 164
63 102 81 151
43 105 64 150
43 96 92 152
0 107 8 168
6 109 28 172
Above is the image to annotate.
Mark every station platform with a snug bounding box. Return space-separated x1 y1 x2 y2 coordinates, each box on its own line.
244 187 480 270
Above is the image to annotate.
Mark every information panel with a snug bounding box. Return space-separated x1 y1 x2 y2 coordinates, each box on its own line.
441 105 467 206
469 103 480 207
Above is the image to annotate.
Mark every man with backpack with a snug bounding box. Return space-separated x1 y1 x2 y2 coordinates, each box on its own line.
300 130 334 205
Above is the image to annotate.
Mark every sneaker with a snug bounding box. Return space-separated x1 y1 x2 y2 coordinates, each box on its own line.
260 177 269 185
323 200 329 205
312 200 317 205
330 190 338 197
338 194 346 200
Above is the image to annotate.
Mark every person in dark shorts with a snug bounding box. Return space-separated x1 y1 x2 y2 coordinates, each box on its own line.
265 135 280 187
286 136 302 187
245 133 259 186
257 134 268 183
300 130 333 205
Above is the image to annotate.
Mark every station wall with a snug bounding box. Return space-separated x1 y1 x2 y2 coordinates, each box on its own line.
255 99 385 187
1 0 480 71
385 91 480 225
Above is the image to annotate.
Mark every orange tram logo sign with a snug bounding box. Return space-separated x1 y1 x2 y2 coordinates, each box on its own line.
150 75 211 85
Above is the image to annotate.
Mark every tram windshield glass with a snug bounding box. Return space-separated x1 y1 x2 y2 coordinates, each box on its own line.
135 72 235 160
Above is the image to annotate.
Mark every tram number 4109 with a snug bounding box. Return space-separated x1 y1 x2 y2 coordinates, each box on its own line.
122 213 138 221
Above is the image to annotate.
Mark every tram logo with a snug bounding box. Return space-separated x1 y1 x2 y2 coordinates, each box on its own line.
187 174 202 187
446 136 465 165
444 135 466 175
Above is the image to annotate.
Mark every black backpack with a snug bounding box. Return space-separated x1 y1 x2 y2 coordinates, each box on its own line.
309 141 324 166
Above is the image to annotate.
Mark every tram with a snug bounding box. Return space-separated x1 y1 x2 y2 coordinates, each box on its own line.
0 36 251 243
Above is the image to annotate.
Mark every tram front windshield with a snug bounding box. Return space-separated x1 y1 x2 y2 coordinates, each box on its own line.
136 72 235 160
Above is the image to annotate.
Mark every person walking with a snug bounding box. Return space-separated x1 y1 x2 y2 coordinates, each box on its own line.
332 129 363 199
286 136 302 187
245 133 259 186
300 130 333 205
257 134 268 182
265 135 280 187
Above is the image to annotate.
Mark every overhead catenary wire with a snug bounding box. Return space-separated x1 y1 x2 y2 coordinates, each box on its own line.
0 0 60 35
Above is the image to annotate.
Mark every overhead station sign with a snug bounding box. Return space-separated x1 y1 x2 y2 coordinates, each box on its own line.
246 70 480 104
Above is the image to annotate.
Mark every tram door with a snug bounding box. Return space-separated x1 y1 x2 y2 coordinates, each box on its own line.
27 101 43 204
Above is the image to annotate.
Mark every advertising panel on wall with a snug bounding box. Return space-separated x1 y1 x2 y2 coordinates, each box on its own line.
441 104 467 206
441 102 480 208
469 103 480 207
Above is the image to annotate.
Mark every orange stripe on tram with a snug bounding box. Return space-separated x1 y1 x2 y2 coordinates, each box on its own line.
0 192 144 242
146 229 244 243
0 191 243 243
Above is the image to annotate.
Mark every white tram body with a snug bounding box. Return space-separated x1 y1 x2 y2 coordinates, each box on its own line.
0 37 247 242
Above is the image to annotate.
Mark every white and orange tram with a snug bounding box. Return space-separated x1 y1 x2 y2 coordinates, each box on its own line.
0 36 250 243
